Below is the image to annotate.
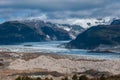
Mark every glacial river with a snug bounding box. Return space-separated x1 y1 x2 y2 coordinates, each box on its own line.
0 41 120 60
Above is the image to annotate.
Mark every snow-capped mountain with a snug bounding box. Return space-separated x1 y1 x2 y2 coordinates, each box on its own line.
21 19 85 39
49 17 117 28
66 19 120 49
71 17 113 28
55 24 84 39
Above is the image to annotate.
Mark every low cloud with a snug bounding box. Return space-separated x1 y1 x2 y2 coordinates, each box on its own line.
0 0 120 23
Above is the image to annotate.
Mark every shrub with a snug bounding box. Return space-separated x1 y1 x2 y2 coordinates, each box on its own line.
15 76 22 80
50 78 53 80
36 77 42 80
72 74 78 80
62 76 69 80
79 75 88 80
64 76 69 80
45 77 50 80
100 75 106 80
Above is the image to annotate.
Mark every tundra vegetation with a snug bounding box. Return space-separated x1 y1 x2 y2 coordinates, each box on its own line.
15 74 120 80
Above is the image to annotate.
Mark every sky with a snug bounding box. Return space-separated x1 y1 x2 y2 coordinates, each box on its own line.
0 0 120 24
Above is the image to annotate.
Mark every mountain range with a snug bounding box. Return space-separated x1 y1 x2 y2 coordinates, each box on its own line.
0 20 84 45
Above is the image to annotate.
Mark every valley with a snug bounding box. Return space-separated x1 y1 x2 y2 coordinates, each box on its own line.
0 18 120 80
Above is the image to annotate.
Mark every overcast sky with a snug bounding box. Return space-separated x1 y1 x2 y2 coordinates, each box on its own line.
0 0 120 23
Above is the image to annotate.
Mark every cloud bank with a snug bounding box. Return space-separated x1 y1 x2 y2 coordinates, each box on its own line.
0 0 120 23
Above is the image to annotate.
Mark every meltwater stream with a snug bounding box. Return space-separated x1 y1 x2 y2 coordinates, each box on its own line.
0 41 120 60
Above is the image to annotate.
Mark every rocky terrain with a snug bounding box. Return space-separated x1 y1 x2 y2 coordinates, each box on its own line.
0 52 120 80
8 55 120 75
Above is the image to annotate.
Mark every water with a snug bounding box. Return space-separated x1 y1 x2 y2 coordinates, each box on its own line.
0 41 120 60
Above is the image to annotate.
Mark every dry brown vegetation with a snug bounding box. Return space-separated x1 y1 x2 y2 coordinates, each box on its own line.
15 74 120 80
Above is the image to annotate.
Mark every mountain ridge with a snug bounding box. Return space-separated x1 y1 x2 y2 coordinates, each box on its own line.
0 20 84 45
66 19 120 49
